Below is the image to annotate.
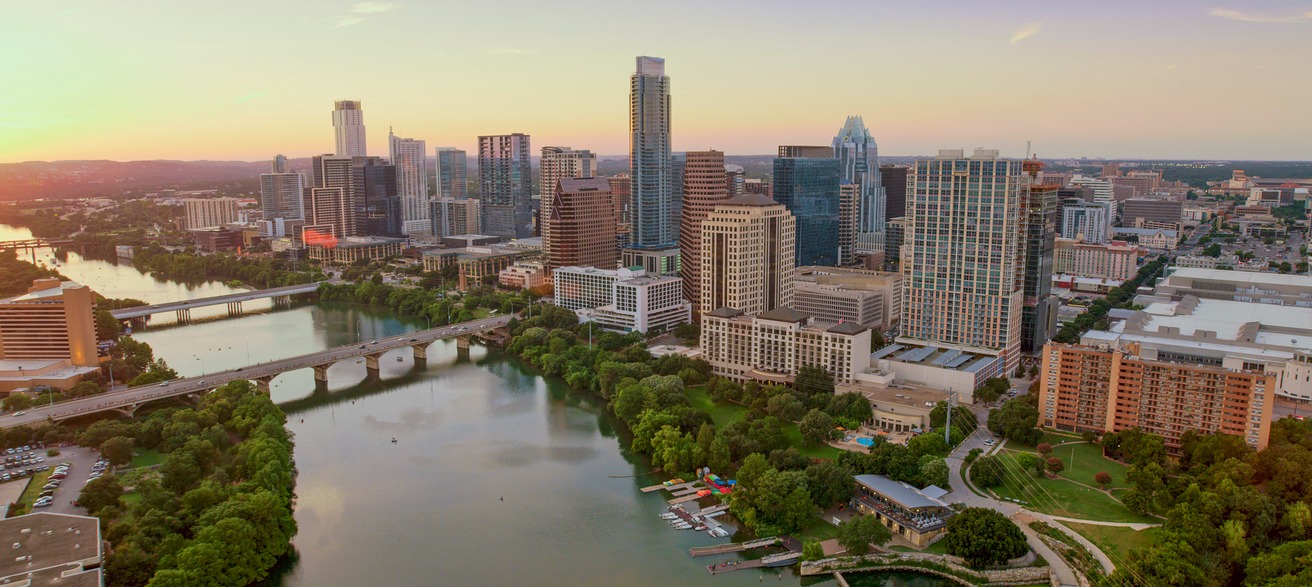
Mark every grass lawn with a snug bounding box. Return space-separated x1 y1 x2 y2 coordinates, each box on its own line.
121 491 142 505
1062 521 1159 564
890 541 949 555
14 470 53 515
991 450 1157 524
1003 441 1134 491
796 514 841 542
126 449 165 469
685 386 842 459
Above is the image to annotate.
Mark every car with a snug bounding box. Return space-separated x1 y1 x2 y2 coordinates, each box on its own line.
983 439 996 446
33 500 52 508
38 491 54 499
3 449 12 455
409 338 417 342
0 475 8 482
10 412 24 417
198 380 207 385
159 381 169 387
370 340 379 344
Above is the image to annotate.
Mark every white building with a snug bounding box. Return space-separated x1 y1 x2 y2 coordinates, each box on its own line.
389 131 429 234
553 266 646 310
554 266 689 333
1060 201 1112 244
1112 227 1178 249
259 156 304 222
431 198 482 238
700 307 872 385
183 198 238 230
332 100 367 157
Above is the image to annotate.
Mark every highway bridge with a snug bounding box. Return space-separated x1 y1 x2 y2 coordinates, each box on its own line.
0 238 74 252
110 282 327 321
0 314 513 429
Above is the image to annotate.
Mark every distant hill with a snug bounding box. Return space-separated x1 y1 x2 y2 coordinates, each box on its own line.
0 160 279 201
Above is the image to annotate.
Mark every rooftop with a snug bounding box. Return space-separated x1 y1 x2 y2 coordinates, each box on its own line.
0 512 102 587
756 307 809 323
1 280 86 304
1165 267 1312 288
854 475 948 510
720 193 777 207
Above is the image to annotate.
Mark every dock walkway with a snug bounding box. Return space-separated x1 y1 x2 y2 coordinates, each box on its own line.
689 537 779 558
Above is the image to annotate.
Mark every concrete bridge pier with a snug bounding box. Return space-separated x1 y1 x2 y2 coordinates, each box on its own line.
176 308 191 323
253 375 275 393
411 343 428 362
364 353 384 379
272 295 291 309
313 364 330 385
455 336 471 361
227 301 243 316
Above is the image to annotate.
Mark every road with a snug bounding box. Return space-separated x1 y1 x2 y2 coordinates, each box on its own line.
109 281 328 319
0 315 513 429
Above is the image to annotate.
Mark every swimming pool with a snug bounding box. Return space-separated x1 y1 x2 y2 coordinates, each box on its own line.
856 437 875 447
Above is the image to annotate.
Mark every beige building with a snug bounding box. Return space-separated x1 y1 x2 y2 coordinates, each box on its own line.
1154 267 1312 307
700 194 796 316
0 512 103 586
499 261 547 290
700 307 871 385
431 198 481 238
183 197 239 230
796 266 902 329
0 279 98 367
792 282 884 329
306 237 404 264
1053 238 1142 280
678 150 730 313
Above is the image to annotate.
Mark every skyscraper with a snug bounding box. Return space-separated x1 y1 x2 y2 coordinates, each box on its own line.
388 130 429 235
879 164 910 220
832 116 886 256
478 133 532 239
333 100 367 158
435 148 468 199
260 155 304 223
624 56 678 274
838 183 858 266
700 194 796 316
678 150 729 313
354 158 400 236
900 149 1026 372
540 146 596 255
773 146 842 267
608 173 632 247
1021 159 1060 353
546 178 618 273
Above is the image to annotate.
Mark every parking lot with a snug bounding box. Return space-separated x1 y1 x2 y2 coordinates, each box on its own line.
0 446 103 515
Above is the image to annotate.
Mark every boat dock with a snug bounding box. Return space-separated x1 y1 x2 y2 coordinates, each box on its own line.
640 479 691 493
705 551 800 575
689 537 779 557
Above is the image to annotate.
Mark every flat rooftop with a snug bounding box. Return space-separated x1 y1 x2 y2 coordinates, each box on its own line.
0 512 102 587
872 343 997 373
1165 267 1312 288
1118 298 1312 350
855 475 948 510
1 281 85 304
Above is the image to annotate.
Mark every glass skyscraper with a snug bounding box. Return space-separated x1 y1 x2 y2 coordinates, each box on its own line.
628 56 674 251
773 147 842 267
832 116 886 255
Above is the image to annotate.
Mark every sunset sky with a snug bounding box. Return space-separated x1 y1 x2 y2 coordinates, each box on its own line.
2 0 1310 162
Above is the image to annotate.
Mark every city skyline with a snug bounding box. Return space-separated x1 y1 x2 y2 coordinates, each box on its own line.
3 1 1311 163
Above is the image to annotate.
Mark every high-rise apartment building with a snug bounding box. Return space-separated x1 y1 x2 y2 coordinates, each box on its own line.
431 198 481 237
1060 201 1113 244
1039 342 1274 451
832 116 886 256
259 155 304 224
773 146 842 267
183 198 238 230
900 149 1026 372
884 217 907 268
626 56 677 265
0 279 98 367
540 146 597 256
880 165 910 220
333 100 367 158
435 148 468 199
546 178 618 273
353 158 400 236
678 150 729 313
389 131 429 235
608 174 632 246
1053 239 1141 280
1021 159 1060 353
700 195 796 316
839 184 858 266
478 133 533 239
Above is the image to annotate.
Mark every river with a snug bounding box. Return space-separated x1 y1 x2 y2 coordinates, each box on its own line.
0 224 948 587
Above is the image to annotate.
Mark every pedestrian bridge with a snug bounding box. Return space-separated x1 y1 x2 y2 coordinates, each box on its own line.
0 315 513 429
110 282 327 321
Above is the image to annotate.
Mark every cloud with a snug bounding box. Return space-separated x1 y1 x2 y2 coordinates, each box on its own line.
490 47 539 56
351 2 400 14
1009 22 1042 45
1209 8 1312 23
332 15 364 28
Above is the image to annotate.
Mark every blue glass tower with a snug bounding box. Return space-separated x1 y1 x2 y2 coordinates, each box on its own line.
629 56 674 250
832 116 885 255
774 147 842 267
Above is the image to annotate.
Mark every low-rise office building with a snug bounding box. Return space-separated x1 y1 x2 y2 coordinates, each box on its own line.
577 273 691 334
796 266 902 329
792 282 885 329
1053 238 1141 280
1155 267 1312 307
1112 227 1177 249
851 474 953 548
306 236 405 263
498 261 546 290
700 307 871 385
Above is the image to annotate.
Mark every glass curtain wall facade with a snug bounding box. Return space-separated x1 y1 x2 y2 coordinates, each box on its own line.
773 154 842 267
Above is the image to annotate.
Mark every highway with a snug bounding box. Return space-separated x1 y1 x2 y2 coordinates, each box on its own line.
1 314 513 429
109 282 327 319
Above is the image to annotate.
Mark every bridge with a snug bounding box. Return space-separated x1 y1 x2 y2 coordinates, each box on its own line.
0 314 514 429
110 282 327 322
0 239 74 252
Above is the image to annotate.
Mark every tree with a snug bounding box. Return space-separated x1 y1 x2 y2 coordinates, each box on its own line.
920 458 949 489
801 540 825 562
826 392 873 424
805 461 855 508
78 474 124 515
799 409 835 445
1045 457 1065 475
970 455 1004 488
795 364 835 399
1016 453 1044 477
766 393 805 422
837 515 891 555
987 398 1041 445
1 394 31 412
1094 471 1112 489
975 377 1011 404
100 436 135 467
943 508 1028 569
1036 443 1053 456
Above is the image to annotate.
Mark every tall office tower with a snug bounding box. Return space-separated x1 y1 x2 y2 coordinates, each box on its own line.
435 148 468 199
879 165 910 220
838 183 858 266
546 178 618 272
774 146 843 268
700 195 796 316
260 155 305 223
678 151 730 313
431 198 481 237
608 174 633 247
623 56 678 273
832 116 886 256
478 133 532 239
725 164 745 196
884 216 907 267
388 131 430 235
540 146 597 254
900 149 1026 372
0 278 98 367
1021 158 1060 353
309 154 370 237
182 198 238 230
333 100 367 157
353 158 400 236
